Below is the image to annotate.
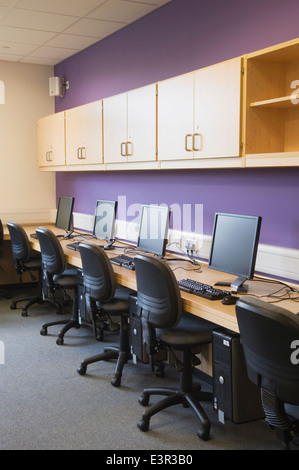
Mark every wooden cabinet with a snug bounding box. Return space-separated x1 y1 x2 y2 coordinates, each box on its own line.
65 101 103 166
245 38 299 167
37 111 65 168
158 58 243 165
103 84 157 165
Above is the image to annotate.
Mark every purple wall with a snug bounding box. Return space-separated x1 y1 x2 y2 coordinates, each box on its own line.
55 0 299 250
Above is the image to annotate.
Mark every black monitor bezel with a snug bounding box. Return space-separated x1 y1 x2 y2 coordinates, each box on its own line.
55 196 75 233
136 204 170 257
92 199 118 241
208 212 262 283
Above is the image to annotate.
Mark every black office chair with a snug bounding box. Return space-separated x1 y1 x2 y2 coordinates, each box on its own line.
0 220 11 299
236 296 299 449
7 222 44 316
134 254 214 441
36 226 79 345
76 242 134 387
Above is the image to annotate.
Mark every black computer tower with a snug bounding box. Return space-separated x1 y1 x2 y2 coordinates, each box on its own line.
129 295 167 365
213 328 264 424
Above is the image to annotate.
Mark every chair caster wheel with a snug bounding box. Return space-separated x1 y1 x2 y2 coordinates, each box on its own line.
21 310 28 317
111 376 121 387
40 327 47 336
197 427 210 441
137 419 149 432
56 337 64 345
138 394 149 406
10 302 16 310
77 365 87 375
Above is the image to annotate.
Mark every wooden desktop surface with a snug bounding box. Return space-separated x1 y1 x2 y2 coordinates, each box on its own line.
4 224 299 333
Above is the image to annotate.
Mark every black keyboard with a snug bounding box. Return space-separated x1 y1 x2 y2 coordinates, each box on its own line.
110 254 135 270
66 242 81 251
178 279 230 300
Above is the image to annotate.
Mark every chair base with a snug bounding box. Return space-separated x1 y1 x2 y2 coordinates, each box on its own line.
77 346 131 387
10 296 61 317
137 347 213 440
40 318 80 345
137 386 212 441
77 314 131 387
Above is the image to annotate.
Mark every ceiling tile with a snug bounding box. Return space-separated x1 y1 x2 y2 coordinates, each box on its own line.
15 0 107 17
0 53 23 62
0 25 56 44
45 33 100 50
64 18 125 38
0 40 37 54
19 56 57 65
0 8 78 32
87 0 155 23
28 45 80 60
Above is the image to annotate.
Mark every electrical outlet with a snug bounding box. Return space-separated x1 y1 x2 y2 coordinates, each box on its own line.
184 238 198 252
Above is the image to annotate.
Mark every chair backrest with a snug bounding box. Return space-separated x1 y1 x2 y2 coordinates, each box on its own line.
78 242 116 303
134 254 182 329
7 222 31 263
236 296 299 405
36 227 66 276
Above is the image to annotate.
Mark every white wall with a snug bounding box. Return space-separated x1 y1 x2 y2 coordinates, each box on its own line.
0 61 56 223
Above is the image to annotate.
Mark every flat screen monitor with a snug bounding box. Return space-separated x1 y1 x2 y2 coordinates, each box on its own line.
208 212 262 293
137 204 170 257
55 196 75 238
93 200 117 246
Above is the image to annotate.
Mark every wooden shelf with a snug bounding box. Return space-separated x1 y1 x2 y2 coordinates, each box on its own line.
250 94 299 109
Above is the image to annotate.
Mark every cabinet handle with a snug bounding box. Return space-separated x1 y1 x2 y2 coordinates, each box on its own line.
46 151 49 161
193 133 202 151
126 142 133 156
77 147 81 159
49 151 53 161
121 142 127 156
185 134 193 151
81 147 86 159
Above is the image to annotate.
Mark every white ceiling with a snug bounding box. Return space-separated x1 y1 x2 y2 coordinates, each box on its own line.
0 0 172 65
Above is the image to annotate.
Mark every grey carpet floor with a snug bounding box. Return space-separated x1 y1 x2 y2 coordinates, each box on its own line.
0 286 293 451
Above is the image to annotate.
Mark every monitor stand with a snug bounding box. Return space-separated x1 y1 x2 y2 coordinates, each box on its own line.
57 230 74 239
214 276 248 294
104 239 115 250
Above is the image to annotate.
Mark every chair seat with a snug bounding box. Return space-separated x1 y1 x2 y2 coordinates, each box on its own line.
23 257 42 271
157 314 213 350
113 287 135 301
54 268 78 289
101 298 130 315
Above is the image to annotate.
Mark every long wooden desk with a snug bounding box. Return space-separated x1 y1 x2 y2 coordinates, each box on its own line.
5 223 299 333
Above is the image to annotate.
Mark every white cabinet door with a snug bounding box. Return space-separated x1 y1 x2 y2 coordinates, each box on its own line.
37 111 65 167
65 101 103 165
158 72 194 161
104 85 157 164
103 93 127 163
158 58 242 162
194 57 241 158
127 84 156 162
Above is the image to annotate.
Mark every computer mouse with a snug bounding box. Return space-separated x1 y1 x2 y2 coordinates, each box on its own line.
221 295 240 305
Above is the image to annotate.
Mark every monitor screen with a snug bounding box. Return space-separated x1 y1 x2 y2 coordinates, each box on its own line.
208 212 262 292
55 196 75 237
93 200 117 241
137 204 170 257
